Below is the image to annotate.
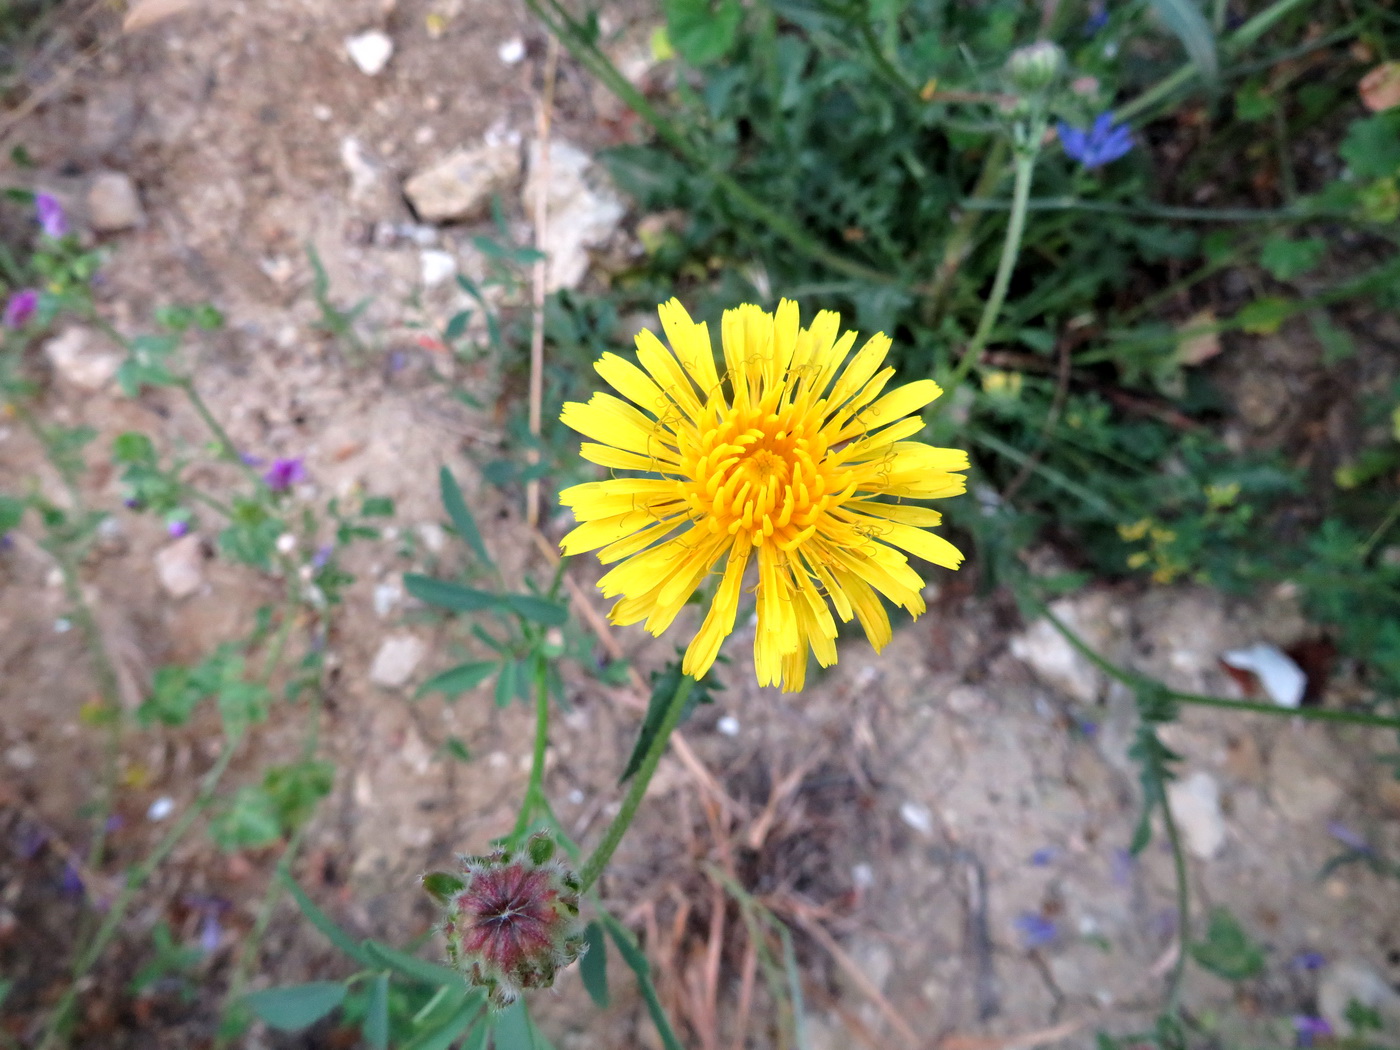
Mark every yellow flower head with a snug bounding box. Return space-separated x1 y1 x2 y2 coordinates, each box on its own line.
558 299 968 692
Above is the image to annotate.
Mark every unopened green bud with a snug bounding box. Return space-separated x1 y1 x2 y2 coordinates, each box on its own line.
1006 41 1065 94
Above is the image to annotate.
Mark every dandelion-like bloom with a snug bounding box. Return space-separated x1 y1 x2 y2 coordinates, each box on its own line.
558 299 968 692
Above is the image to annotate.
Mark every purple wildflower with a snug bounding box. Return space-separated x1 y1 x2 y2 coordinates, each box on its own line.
123 496 144 510
104 814 124 833
1327 820 1372 854
59 862 85 896
200 912 223 953
4 288 38 329
263 457 307 492
1291 951 1326 972
1058 113 1134 169
1013 912 1058 949
167 519 191 538
18 825 48 860
1029 847 1058 867
35 193 67 238
239 451 265 467
1292 1015 1332 1047
311 544 333 569
1110 847 1136 886
1084 4 1108 35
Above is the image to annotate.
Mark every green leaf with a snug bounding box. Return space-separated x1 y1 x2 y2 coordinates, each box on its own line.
494 658 519 708
1234 297 1291 335
442 736 472 763
490 1001 537 1050
1147 0 1218 83
439 467 494 569
1259 236 1325 281
620 660 714 782
400 991 484 1050
361 940 461 987
1309 311 1355 364
422 871 466 905
500 593 569 626
262 760 334 831
662 0 742 65
113 432 158 467
1340 111 1400 179
277 870 373 965
361 495 395 517
1188 907 1266 980
416 661 500 701
601 913 684 1050
0 495 24 534
209 785 282 851
364 973 390 1050
404 574 501 614
581 922 609 1007
243 981 346 1031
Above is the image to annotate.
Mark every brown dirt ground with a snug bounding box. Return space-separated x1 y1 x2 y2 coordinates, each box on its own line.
3 2 1400 1049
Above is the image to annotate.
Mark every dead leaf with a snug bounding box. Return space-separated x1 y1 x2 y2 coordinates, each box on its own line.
1176 308 1221 366
122 0 196 33
1360 62 1400 113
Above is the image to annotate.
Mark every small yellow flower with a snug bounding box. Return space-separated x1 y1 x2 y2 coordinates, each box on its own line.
558 299 968 692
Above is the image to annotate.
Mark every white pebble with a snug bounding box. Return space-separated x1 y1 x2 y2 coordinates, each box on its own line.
498 37 525 65
716 715 740 737
346 30 394 76
276 533 297 555
147 796 175 821
899 801 934 835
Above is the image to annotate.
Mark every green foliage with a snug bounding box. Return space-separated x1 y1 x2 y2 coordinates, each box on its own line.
620 656 722 783
580 922 609 1007
209 760 332 851
1189 908 1267 981
128 922 202 999
242 981 347 1031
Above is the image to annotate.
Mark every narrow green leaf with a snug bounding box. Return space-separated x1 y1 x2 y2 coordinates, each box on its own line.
277 869 372 966
364 973 390 1050
439 466 494 569
491 1001 537 1050
500 593 570 626
422 871 466 905
1189 907 1266 979
400 990 485 1050
621 662 709 783
581 921 610 1007
601 914 684 1050
362 940 461 987
243 981 346 1032
1147 0 1218 83
443 736 472 763
405 575 502 614
495 659 519 708
416 661 500 701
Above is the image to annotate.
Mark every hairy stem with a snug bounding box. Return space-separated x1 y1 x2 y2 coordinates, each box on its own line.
579 673 695 893
512 652 554 842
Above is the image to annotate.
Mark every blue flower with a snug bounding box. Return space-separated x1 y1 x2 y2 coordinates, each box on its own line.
1013 912 1058 949
1084 4 1109 35
1058 113 1134 169
1292 1016 1332 1048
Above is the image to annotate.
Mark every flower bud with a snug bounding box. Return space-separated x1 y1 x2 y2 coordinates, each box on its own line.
1005 41 1065 95
425 833 585 1008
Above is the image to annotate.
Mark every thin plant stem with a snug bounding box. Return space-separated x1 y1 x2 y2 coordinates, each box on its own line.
512 653 553 842
958 196 1351 223
578 673 696 893
926 137 1011 319
1360 496 1400 562
37 741 242 1050
1159 782 1191 1014
177 379 263 487
1034 598 1400 729
946 139 1040 394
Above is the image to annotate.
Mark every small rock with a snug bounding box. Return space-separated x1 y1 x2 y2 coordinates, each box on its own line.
44 326 123 391
147 796 174 821
1009 596 1109 704
155 534 205 599
498 37 525 64
524 139 627 291
5 744 36 771
87 171 145 232
369 634 427 687
899 800 934 835
372 581 402 618
345 30 394 76
404 141 522 224
1319 960 1400 1035
419 248 457 287
417 522 446 554
1166 770 1226 859
340 136 385 205
716 715 740 737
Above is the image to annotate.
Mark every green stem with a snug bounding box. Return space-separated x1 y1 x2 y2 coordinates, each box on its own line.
958 196 1347 223
1159 782 1191 1014
37 741 242 1050
512 653 553 842
578 674 696 893
177 379 263 488
926 138 1011 319
1034 598 1400 729
1360 497 1400 562
946 138 1039 393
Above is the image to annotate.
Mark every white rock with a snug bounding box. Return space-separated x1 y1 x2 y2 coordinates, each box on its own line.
417 522 446 554
155 534 205 599
716 715 740 736
899 800 934 835
372 581 402 618
5 744 36 771
147 796 174 821
404 142 522 223
1166 770 1226 859
340 136 385 205
87 171 145 232
44 326 123 391
345 30 394 76
1009 599 1104 705
419 249 457 287
1220 643 1306 708
1319 960 1400 1035
498 37 525 64
524 139 627 291
369 634 427 687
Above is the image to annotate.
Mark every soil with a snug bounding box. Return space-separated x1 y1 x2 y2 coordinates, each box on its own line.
2 2 1400 1049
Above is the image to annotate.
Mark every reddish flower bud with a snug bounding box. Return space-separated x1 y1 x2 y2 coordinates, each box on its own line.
425 833 584 1007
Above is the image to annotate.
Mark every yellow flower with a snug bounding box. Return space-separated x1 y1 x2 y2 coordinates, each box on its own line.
557 299 968 692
